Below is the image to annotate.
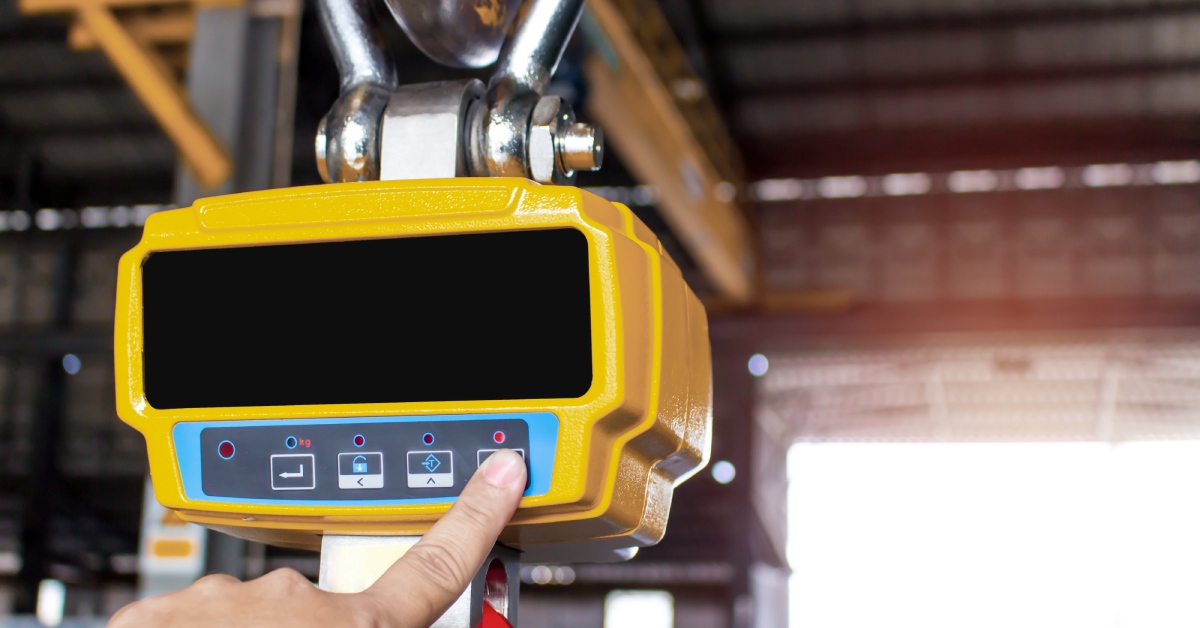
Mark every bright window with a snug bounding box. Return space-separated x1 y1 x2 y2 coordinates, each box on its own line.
604 590 674 628
788 442 1200 628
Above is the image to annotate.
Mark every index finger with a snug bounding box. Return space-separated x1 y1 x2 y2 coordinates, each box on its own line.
361 449 526 625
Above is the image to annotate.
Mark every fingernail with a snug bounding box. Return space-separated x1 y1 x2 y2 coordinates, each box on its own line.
482 450 525 489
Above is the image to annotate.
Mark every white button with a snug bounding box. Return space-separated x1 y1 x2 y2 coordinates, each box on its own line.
270 454 315 491
407 450 454 488
338 452 384 489
477 448 525 467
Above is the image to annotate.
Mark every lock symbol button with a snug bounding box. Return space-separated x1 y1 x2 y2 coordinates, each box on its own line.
338 452 383 489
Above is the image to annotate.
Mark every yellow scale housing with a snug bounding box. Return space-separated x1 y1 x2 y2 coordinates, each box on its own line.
115 178 712 562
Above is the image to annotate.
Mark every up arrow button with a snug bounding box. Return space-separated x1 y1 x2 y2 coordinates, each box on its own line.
408 450 454 488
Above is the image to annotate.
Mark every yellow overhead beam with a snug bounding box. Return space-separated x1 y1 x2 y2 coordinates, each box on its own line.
68 8 194 51
74 5 232 188
585 0 756 305
21 0 236 13
20 0 234 189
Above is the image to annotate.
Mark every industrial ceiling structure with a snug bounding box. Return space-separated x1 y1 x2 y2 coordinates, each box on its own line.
758 331 1200 443
2 0 1200 625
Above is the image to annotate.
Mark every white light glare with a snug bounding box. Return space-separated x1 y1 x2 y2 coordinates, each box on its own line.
1082 163 1134 188
948 169 999 193
632 185 657 206
8 210 30 231
35 209 62 231
714 181 738 203
0 551 21 574
133 204 160 225
787 442 1200 628
604 590 673 628
109 206 132 228
753 178 804 202
1152 160 1200 185
80 206 109 228
817 176 867 199
748 354 769 377
712 460 737 484
62 354 82 375
522 564 576 585
36 579 65 628
1014 167 1065 190
530 565 553 584
882 173 931 196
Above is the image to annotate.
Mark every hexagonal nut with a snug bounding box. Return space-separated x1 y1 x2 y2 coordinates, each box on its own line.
528 95 574 184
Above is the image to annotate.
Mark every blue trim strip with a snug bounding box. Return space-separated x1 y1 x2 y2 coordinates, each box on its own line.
172 412 558 506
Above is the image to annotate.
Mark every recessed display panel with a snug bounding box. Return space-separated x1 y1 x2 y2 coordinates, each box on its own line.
142 229 592 409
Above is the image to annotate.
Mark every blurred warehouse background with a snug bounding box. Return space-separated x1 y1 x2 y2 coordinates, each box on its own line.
3 0 1200 626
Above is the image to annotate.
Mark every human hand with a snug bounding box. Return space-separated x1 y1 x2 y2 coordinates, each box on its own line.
108 449 528 628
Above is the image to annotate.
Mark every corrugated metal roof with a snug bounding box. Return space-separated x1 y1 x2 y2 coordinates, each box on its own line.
723 14 1200 89
0 87 151 131
703 0 1198 33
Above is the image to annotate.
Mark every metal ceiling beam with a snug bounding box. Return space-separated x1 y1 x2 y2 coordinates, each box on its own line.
67 7 194 51
705 0 1200 42
583 0 757 304
741 119 1200 178
19 0 238 190
710 298 1200 351
20 0 235 11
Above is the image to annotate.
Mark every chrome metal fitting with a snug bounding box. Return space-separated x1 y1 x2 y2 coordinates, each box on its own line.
317 82 392 183
528 95 570 184
316 0 603 183
380 79 484 180
381 0 518 68
559 122 604 172
528 95 604 184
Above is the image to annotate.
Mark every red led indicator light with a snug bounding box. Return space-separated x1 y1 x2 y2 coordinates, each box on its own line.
353 434 365 447
493 431 506 444
218 440 235 460
422 433 435 446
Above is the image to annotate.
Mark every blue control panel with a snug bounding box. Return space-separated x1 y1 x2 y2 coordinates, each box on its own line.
172 412 558 506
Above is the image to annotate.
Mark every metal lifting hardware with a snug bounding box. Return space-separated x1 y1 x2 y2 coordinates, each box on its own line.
310 3 605 625
315 0 604 185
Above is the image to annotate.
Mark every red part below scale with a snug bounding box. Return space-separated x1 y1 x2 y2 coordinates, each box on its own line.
478 602 512 628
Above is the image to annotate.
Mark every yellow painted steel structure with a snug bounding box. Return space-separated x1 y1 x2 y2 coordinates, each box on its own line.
585 0 756 305
20 0 236 190
114 178 712 561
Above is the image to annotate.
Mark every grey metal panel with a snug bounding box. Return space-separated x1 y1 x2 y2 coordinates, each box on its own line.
758 184 1200 304
18 249 57 325
704 0 1196 32
726 13 1200 88
0 44 114 85
34 133 174 175
61 355 145 477
0 359 39 475
0 87 148 132
71 246 124 324
0 250 17 327
173 7 251 204
737 72 1200 135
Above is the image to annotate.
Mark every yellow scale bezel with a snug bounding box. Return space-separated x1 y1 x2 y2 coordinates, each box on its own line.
115 178 711 560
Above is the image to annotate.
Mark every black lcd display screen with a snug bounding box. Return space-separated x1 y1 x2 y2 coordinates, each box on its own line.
141 229 593 409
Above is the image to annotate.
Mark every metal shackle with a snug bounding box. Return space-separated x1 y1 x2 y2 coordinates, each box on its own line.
315 0 604 184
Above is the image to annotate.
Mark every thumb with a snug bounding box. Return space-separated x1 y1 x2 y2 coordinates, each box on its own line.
361 449 526 625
